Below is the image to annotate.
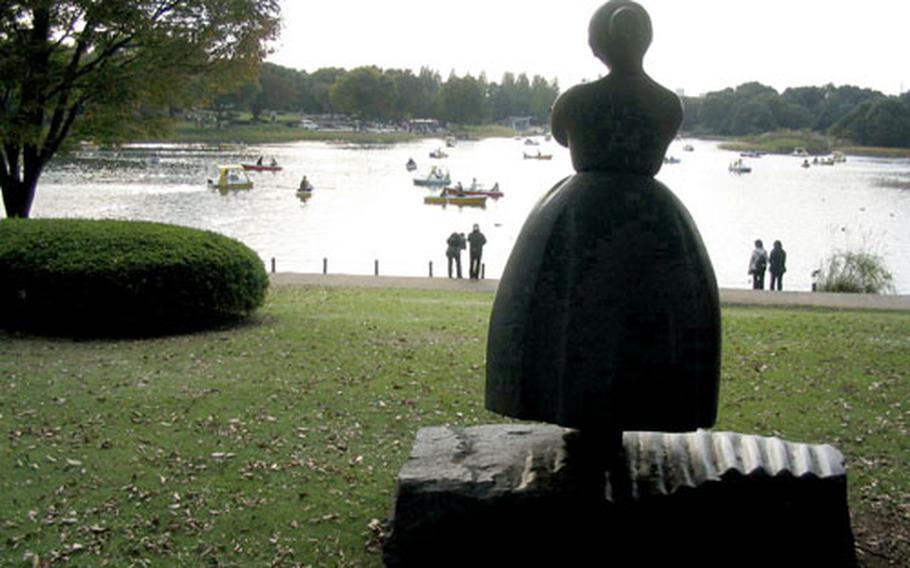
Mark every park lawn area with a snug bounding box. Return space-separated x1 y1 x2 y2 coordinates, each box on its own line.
1 285 908 566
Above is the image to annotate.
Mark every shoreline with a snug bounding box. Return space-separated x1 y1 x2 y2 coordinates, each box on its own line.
269 272 910 312
136 122 518 146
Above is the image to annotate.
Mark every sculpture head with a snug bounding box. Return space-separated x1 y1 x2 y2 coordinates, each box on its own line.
588 0 652 72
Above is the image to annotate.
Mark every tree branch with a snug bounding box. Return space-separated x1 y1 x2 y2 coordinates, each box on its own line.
42 98 83 162
2 142 21 185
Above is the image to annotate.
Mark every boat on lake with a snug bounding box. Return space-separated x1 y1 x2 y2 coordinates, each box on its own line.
207 165 253 191
523 151 552 160
242 162 282 172
413 166 451 187
429 148 448 159
728 159 752 174
406 158 417 171
663 155 681 164
296 176 314 200
442 182 503 198
424 194 487 207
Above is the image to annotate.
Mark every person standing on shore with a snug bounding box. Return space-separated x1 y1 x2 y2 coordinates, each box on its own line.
769 240 787 291
748 239 768 290
446 231 463 278
468 224 487 279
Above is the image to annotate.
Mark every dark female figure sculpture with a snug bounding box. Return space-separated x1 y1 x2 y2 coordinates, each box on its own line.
485 0 721 436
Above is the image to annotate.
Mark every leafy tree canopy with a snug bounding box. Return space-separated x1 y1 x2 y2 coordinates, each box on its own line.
0 0 281 218
684 81 910 148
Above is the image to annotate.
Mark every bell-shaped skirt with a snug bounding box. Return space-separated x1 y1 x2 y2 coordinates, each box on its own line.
485 172 721 433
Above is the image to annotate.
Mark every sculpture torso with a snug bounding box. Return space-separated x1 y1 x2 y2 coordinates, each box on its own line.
552 74 682 176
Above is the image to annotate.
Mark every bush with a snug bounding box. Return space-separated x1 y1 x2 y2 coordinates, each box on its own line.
0 219 269 336
815 250 895 294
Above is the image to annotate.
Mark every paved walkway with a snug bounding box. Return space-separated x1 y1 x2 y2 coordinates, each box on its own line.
270 273 910 312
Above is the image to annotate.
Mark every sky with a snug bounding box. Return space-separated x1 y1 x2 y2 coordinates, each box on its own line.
267 0 910 97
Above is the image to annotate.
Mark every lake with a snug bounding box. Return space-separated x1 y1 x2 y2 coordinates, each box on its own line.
27 136 910 293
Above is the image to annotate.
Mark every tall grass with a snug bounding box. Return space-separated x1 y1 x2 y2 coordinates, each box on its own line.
817 250 895 294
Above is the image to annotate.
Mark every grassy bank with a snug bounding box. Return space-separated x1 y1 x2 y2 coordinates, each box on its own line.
148 119 520 146
158 121 422 145
1 286 908 566
717 130 836 155
716 129 910 158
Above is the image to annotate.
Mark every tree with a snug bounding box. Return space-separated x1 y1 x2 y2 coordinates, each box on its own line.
439 73 486 125
727 98 778 135
329 66 396 121
491 72 516 121
0 1 280 218
529 75 559 124
254 63 301 117
306 67 347 114
813 84 883 131
831 98 910 147
697 88 736 133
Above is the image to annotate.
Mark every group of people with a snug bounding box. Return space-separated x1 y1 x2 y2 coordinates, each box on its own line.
445 224 487 279
255 155 279 167
748 239 787 290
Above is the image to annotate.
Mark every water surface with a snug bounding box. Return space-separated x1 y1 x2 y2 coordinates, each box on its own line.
30 138 910 293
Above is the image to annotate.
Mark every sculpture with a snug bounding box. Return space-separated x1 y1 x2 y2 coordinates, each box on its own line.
485 0 721 435
384 6 856 564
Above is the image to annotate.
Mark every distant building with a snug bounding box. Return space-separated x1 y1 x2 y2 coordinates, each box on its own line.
407 119 443 134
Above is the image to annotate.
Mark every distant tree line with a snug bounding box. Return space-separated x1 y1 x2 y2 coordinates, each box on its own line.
681 82 910 148
216 63 561 126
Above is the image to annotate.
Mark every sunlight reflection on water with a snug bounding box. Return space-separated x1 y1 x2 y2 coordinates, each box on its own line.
28 138 910 293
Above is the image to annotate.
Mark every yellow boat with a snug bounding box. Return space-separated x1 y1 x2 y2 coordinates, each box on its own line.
424 194 487 207
207 165 253 191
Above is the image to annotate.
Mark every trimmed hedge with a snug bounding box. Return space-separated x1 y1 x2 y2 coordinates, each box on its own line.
0 219 269 336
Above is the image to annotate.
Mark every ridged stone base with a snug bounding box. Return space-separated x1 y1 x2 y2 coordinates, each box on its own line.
383 424 856 567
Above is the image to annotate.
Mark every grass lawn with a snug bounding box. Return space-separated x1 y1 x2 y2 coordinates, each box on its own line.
1 285 908 566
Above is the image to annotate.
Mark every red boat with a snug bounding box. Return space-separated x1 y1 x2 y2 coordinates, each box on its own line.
241 163 283 172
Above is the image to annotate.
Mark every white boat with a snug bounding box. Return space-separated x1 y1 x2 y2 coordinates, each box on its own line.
413 166 451 187
792 147 810 157
728 159 751 174
207 165 253 191
429 148 448 159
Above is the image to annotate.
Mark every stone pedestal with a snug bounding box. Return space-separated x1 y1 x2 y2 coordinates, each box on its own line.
383 424 856 567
